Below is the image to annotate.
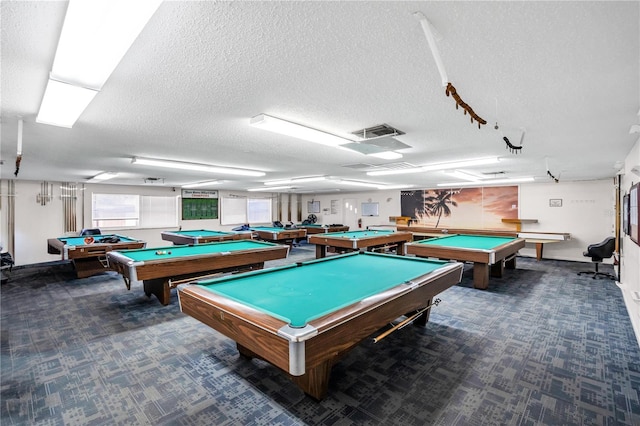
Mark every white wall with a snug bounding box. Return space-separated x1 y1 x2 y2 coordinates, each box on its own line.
519 180 615 262
301 182 614 262
617 138 640 343
300 190 401 231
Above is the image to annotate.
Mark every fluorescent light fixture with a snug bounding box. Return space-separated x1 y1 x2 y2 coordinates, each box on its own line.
331 179 414 190
331 179 385 189
264 176 326 186
378 184 415 190
87 171 118 182
437 177 534 187
367 157 500 176
248 186 293 192
250 114 351 147
51 0 162 89
181 180 222 189
37 0 162 127
36 79 99 128
368 151 403 160
132 157 266 177
443 170 483 182
296 189 342 193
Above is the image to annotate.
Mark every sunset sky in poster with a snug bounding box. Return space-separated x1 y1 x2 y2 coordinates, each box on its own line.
402 186 518 229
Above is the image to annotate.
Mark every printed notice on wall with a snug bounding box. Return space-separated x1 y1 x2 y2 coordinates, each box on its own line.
331 200 338 214
181 190 218 199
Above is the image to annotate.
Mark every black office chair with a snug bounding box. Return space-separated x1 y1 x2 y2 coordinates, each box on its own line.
80 228 101 236
577 237 616 279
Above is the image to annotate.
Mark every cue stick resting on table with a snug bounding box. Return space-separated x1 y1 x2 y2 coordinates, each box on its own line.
373 298 441 343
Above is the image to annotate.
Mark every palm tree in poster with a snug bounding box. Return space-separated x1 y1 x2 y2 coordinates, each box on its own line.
424 189 458 227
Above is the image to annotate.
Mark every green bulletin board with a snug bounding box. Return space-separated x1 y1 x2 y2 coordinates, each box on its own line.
181 190 219 220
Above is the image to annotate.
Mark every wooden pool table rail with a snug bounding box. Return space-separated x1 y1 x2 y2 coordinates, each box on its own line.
308 231 413 258
160 230 252 245
108 244 289 305
397 225 570 261
405 237 525 289
47 236 146 278
178 259 463 399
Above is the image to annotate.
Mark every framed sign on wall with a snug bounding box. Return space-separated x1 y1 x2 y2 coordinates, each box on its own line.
181 189 219 220
630 183 639 246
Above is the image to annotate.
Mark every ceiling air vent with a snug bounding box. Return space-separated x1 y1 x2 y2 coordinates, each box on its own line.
342 163 378 170
346 124 411 155
373 161 418 171
351 124 405 139
144 177 165 184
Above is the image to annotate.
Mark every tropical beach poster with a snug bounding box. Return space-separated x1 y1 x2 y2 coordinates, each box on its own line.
400 186 519 230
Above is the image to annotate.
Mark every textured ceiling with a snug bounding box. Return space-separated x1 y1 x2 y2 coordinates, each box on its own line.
1 1 639 192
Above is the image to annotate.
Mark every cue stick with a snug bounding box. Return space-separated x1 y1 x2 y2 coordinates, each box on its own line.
168 271 230 287
372 298 441 343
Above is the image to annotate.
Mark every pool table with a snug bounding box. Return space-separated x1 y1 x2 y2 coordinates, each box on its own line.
178 251 463 399
161 229 252 245
297 224 349 234
47 234 146 278
107 240 288 305
405 234 525 289
308 229 413 258
250 226 307 245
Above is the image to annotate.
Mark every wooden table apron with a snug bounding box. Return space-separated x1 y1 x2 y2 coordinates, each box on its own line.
406 236 525 289
251 228 307 244
161 230 252 245
108 243 288 305
308 231 413 258
177 255 463 400
299 225 350 234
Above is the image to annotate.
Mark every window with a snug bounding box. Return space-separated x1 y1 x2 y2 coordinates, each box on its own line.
221 196 272 225
247 198 272 223
92 193 178 229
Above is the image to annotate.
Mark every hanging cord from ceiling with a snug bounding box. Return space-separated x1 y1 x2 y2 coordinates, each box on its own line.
546 158 559 183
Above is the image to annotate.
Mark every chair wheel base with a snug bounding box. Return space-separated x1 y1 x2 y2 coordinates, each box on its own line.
577 271 615 280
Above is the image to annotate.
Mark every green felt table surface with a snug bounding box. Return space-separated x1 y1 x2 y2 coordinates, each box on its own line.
168 229 233 237
116 240 279 262
195 252 449 327
415 234 517 250
57 235 139 245
321 230 395 239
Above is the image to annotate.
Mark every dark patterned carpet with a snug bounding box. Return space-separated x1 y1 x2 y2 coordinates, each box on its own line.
1 242 639 425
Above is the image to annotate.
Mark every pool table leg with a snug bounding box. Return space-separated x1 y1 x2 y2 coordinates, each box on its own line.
315 245 327 258
237 343 332 400
473 263 490 290
143 279 171 306
290 362 332 401
490 261 505 278
409 299 432 326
